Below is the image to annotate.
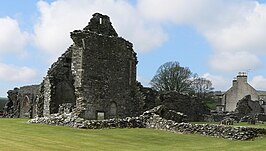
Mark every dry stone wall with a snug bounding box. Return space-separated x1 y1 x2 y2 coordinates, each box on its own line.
144 113 266 140
29 113 144 129
28 106 266 140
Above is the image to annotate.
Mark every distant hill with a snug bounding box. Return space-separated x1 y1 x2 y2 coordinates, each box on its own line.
0 97 8 111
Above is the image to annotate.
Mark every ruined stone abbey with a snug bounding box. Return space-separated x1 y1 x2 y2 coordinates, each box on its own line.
6 13 142 119
4 13 266 123
2 12 266 142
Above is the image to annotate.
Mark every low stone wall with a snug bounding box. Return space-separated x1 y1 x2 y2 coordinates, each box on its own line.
144 113 266 140
28 107 266 140
28 113 144 129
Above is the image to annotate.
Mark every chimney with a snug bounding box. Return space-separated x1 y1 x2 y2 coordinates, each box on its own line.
236 72 247 83
232 77 237 87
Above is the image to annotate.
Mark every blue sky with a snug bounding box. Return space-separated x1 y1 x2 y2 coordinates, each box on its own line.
1 0 266 97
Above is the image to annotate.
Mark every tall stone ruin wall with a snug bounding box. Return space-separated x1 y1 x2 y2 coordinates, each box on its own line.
36 13 143 120
0 99 7 110
40 48 76 117
73 13 142 119
6 85 40 118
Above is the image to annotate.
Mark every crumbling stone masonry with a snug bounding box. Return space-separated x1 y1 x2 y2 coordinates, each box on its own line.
37 13 143 120
5 85 39 118
235 95 264 118
6 13 209 122
159 91 210 121
29 106 266 140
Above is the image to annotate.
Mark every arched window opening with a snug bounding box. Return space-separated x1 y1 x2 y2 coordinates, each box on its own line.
21 95 30 117
110 102 117 118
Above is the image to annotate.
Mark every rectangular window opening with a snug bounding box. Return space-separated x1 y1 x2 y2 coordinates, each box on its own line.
97 111 105 120
99 18 102 24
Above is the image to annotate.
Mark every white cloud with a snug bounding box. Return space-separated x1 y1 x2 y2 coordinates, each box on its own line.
34 0 167 61
209 51 261 72
137 0 251 28
32 0 266 75
0 17 29 54
138 0 218 25
250 75 266 90
137 0 266 72
0 63 37 82
202 73 230 91
205 2 266 54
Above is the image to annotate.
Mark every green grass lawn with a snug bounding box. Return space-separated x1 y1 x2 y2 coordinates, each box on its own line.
0 119 266 151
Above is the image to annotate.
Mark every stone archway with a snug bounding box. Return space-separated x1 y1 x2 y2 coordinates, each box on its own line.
21 95 30 117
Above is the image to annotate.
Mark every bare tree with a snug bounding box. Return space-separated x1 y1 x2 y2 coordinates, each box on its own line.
150 61 195 93
191 77 213 98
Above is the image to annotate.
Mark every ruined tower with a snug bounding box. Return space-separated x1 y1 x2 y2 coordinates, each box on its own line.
39 13 141 120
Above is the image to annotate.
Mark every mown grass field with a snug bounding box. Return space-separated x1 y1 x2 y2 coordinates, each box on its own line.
0 119 266 151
